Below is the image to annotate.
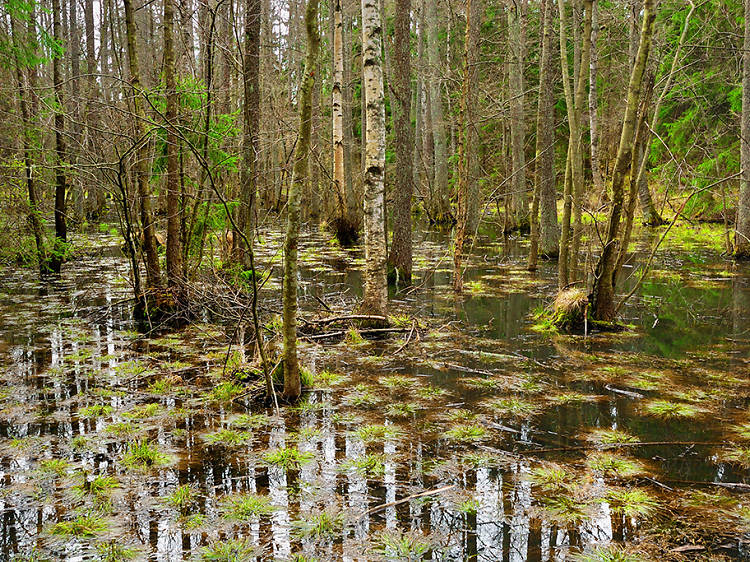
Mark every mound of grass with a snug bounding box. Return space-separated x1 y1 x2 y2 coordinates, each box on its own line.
122 440 170 470
488 397 539 417
529 465 577 492
262 446 314 470
50 512 108 538
162 484 198 514
210 381 244 402
353 424 403 443
605 488 660 518
643 400 699 419
204 428 252 448
586 428 638 445
79 404 113 418
342 454 386 477
292 509 343 540
220 493 274 521
444 424 487 442
199 538 260 561
586 453 645 478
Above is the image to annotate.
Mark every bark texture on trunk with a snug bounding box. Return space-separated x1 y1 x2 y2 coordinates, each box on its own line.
508 0 527 231
282 0 320 400
529 0 557 268
360 0 388 316
591 0 655 320
738 0 750 258
388 0 414 285
124 0 162 289
164 0 183 288
51 0 68 275
589 0 604 195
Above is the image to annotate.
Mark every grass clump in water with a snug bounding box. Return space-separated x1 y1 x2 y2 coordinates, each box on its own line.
199 538 260 561
379 375 413 390
95 541 139 561
354 424 403 443
342 453 386 477
314 369 348 387
374 529 434 559
121 440 170 470
586 453 645 478
220 493 273 521
605 488 660 518
162 484 198 514
263 446 314 470
488 397 539 417
533 289 590 333
230 413 270 429
720 446 750 468
572 545 649 562
541 495 590 524
292 509 343 540
106 422 138 438
79 404 113 418
529 465 577 492
586 428 638 445
123 403 162 419
204 428 252 448
38 459 69 477
643 399 699 419
210 381 244 402
386 402 418 419
445 424 487 442
50 511 108 538
73 474 119 502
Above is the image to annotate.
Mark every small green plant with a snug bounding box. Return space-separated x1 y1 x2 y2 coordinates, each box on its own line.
314 369 347 387
38 459 69 477
300 366 315 388
73 474 119 500
163 484 197 514
488 397 539 417
586 428 638 445
230 413 270 429
342 453 386 477
721 446 750 468
147 377 177 394
122 440 170 470
550 391 590 404
605 488 660 518
541 495 590 523
263 446 315 470
70 435 88 450
586 453 644 477
210 381 245 402
386 402 418 418
354 424 402 443
643 399 699 419
204 428 252 447
445 424 487 442
50 512 108 538
106 422 138 437
374 529 433 559
447 409 477 422
572 545 648 562
292 509 343 540
220 493 274 520
79 404 114 419
95 541 139 562
417 385 446 398
529 465 576 492
199 538 260 561
123 403 162 419
345 327 366 345
380 375 413 390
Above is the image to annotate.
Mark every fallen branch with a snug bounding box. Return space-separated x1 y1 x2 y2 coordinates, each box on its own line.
361 484 456 518
526 441 732 454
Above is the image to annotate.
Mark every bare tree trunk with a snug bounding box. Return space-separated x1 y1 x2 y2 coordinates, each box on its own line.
69 0 84 223
360 0 388 316
508 0 528 231
84 0 105 218
425 0 450 224
124 0 162 289
10 11 47 273
388 0 414 285
591 0 655 320
164 0 183 289
737 0 750 258
238 0 261 266
453 0 477 291
282 0 320 400
529 0 557 268
50 0 68 275
465 0 482 234
342 9 357 227
589 0 604 196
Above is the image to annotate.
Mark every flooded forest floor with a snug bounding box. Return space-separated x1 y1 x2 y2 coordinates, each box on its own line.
1 222 750 561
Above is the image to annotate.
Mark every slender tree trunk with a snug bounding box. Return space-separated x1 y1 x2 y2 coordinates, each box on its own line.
529 0 557 268
84 0 105 218
425 0 450 223
589 0 604 196
50 0 68 275
282 0 320 400
10 12 47 273
591 0 655 320
342 9 357 227
737 0 750 258
164 0 183 289
453 0 476 291
360 0 388 316
388 0 414 285
465 0 482 234
508 0 528 231
124 0 162 289
69 0 84 223
238 0 261 266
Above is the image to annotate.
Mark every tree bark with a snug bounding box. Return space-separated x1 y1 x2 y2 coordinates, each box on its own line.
508 0 528 231
425 0 450 223
164 0 183 289
589 0 604 196
529 0 558 268
360 0 388 316
591 0 655 320
282 0 320 400
388 0 414 285
124 0 162 289
738 0 750 258
50 0 68 275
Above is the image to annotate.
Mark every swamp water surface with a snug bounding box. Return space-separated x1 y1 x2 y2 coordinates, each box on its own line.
0 225 749 561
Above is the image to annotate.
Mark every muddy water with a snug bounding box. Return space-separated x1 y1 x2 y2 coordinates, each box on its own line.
1 227 749 561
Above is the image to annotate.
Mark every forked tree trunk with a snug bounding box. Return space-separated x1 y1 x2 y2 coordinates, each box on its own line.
591 0 655 320
388 0 414 285
360 0 388 316
282 0 320 400
124 0 162 289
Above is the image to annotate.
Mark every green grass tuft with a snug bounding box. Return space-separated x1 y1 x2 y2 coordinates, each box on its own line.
263 446 315 470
